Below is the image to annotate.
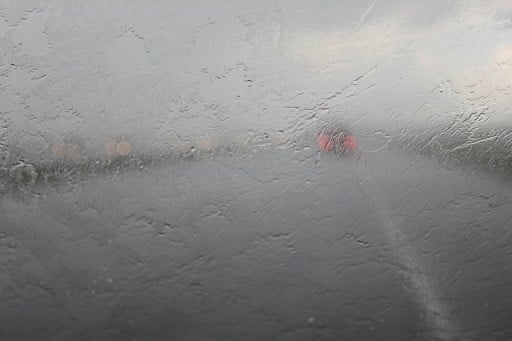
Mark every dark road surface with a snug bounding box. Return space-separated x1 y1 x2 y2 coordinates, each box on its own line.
2 148 512 341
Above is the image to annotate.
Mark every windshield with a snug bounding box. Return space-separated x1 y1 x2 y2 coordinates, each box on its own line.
1 1 512 340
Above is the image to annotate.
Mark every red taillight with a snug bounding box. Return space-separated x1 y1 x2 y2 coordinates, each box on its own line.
317 133 334 151
343 134 358 151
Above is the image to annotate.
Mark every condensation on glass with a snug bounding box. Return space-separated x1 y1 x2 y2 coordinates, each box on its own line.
1 1 512 340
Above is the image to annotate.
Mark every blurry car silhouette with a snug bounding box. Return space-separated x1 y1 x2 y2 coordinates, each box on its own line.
316 126 359 156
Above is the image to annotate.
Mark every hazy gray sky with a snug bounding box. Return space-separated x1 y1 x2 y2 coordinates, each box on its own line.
1 0 511 158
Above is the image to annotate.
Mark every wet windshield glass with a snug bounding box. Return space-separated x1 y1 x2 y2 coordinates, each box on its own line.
1 1 512 340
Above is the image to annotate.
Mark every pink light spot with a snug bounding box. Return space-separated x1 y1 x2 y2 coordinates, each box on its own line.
317 133 334 151
343 134 358 151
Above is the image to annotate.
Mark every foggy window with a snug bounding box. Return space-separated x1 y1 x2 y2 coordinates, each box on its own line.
1 1 512 340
